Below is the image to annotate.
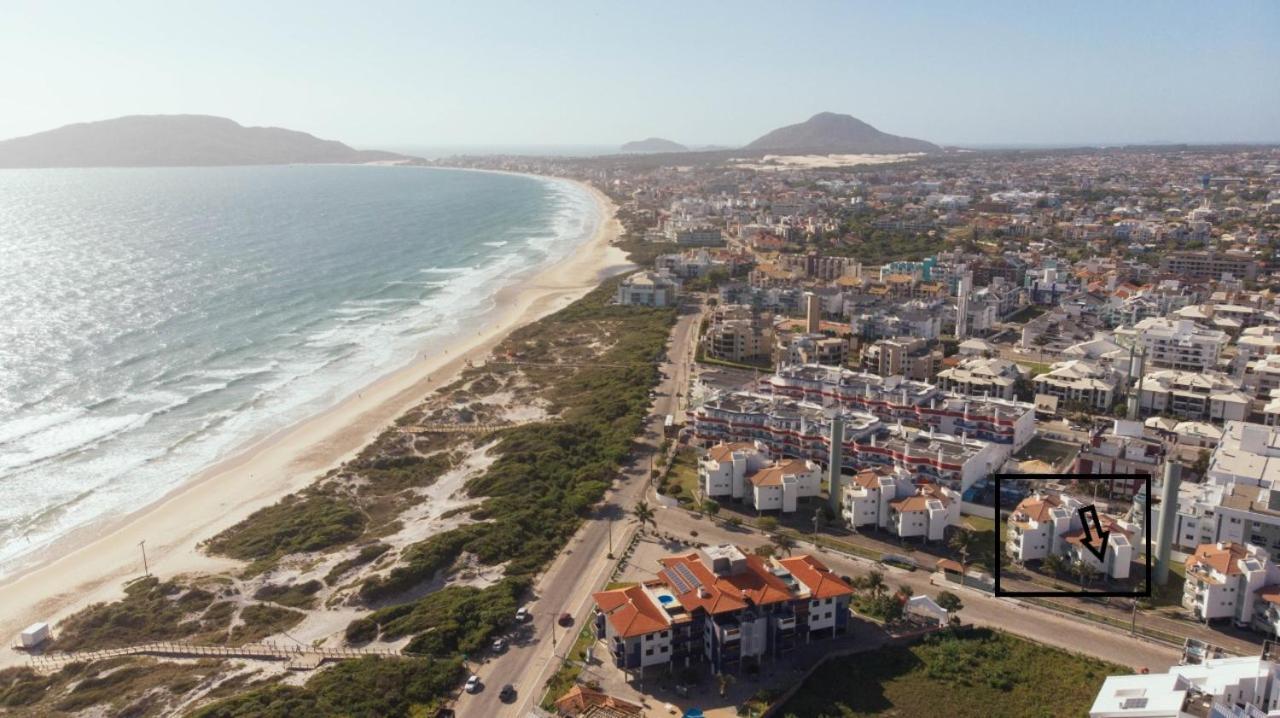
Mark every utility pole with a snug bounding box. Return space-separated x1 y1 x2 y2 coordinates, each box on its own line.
1130 599 1138 636
138 539 150 577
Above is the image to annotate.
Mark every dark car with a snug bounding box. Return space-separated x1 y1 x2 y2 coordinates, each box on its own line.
499 684 517 702
558 612 573 627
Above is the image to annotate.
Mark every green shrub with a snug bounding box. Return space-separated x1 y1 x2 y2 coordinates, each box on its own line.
206 493 366 563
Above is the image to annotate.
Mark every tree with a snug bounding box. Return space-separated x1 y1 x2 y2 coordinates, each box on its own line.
1070 559 1094 589
717 672 735 698
632 501 656 534
865 570 886 599
936 591 963 613
897 584 914 599
1192 450 1211 477
949 529 976 579
702 499 721 516
1041 553 1065 578
771 532 796 557
726 516 743 529
757 517 779 533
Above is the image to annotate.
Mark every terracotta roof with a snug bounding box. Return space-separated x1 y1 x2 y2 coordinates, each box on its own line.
592 584 670 639
889 482 950 512
554 685 643 717
1062 516 1133 551
936 558 964 573
658 551 793 615
1010 494 1061 524
1258 585 1280 606
850 467 892 489
1186 542 1249 577
706 441 758 463
778 555 854 599
749 459 813 487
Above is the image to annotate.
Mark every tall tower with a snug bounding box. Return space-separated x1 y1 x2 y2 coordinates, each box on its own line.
955 268 972 340
1154 461 1181 586
827 412 845 517
805 292 821 334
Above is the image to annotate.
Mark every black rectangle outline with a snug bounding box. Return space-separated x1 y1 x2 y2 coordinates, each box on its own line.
993 473 1153 598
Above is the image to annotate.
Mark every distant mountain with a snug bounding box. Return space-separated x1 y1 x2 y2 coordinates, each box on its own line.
619 137 688 153
0 115 417 168
745 112 939 154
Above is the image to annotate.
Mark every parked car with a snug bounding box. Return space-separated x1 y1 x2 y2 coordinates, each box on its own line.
492 638 506 653
499 684 517 702
558 612 573 627
515 607 530 622
464 675 481 694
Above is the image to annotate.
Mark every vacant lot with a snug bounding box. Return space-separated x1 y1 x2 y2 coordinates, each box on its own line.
776 628 1123 718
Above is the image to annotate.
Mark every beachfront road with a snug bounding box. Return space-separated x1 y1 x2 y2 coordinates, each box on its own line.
453 298 705 718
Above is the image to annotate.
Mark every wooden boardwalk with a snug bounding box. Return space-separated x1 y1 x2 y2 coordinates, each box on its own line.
26 640 406 673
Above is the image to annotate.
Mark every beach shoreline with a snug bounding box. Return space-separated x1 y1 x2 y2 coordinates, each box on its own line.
0 174 631 662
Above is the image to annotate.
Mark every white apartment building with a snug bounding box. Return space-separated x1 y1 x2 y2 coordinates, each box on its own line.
699 441 771 502
1137 369 1250 424
1182 541 1280 626
1032 359 1124 411
616 270 680 307
1091 655 1280 717
1115 317 1229 372
841 467 959 542
1007 493 1135 580
1173 423 1280 562
936 356 1024 400
746 458 823 513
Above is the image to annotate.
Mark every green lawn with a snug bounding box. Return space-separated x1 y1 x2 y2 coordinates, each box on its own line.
964 515 995 533
664 446 702 505
776 628 1123 718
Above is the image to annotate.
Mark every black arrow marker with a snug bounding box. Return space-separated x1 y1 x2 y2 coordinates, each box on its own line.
1077 505 1110 562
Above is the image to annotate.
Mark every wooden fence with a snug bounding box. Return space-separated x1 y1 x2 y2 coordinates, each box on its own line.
27 640 409 672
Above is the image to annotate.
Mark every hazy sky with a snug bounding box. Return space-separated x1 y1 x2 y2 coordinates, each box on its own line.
3 1 1278 148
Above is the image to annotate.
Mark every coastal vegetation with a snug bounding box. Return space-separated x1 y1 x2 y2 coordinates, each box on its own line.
776 628 1123 718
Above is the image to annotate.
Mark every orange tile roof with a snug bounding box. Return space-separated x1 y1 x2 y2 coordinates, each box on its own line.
1258 585 1280 605
658 551 793 615
1062 516 1132 551
554 685 643 717
707 441 758 463
1010 494 1060 524
778 555 854 599
850 467 892 489
1186 542 1249 576
889 483 951 513
592 584 670 639
749 459 813 487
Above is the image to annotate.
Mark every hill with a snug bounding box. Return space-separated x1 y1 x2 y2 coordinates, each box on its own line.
619 137 688 153
0 115 417 168
745 112 939 154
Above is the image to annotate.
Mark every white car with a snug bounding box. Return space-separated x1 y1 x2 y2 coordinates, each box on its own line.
464 675 481 693
515 607 530 622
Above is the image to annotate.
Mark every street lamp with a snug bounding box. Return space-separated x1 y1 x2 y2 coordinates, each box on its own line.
138 539 150 577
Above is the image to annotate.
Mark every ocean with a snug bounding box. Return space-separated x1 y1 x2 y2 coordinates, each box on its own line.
0 165 599 575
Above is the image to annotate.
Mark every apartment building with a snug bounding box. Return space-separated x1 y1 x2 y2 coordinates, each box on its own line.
1074 419 1164 483
774 332 850 368
691 392 1002 491
1007 492 1136 580
1159 249 1260 281
1136 369 1249 423
861 337 943 382
1091 655 1280 717
746 458 824 513
699 441 772 503
842 467 959 542
702 316 773 364
592 546 853 676
1182 542 1280 626
1031 359 1123 411
936 356 1024 400
1114 318 1229 372
1173 423 1280 561
766 364 1037 454
616 270 680 307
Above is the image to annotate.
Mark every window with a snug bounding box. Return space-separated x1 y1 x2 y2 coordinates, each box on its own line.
645 648 654 656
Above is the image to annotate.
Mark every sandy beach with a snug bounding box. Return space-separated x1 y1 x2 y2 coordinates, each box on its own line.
0 177 630 663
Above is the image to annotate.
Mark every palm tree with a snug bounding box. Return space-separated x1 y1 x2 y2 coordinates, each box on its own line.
949 529 976 579
1070 559 1093 589
632 500 656 535
866 570 886 599
771 532 796 557
717 671 735 698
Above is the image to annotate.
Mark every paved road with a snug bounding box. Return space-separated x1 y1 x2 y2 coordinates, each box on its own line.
454 300 704 718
